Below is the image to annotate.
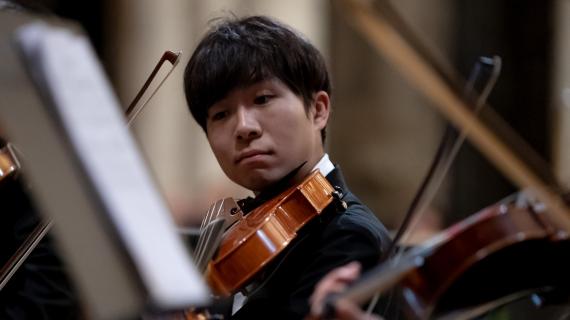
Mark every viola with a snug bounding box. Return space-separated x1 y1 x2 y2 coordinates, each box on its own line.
203 170 336 296
173 170 337 319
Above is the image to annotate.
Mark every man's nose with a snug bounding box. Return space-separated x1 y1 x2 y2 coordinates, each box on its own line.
235 107 262 140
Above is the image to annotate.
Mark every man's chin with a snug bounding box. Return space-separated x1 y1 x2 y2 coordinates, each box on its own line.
243 179 274 193
237 171 282 193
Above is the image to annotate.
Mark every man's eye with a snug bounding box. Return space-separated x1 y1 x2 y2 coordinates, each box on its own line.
211 111 228 121
253 95 273 105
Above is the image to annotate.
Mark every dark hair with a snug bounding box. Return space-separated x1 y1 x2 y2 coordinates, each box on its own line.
183 15 331 142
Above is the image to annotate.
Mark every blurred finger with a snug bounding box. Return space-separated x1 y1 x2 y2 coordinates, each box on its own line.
309 262 362 317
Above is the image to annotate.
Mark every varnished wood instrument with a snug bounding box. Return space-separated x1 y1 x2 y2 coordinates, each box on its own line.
205 170 335 296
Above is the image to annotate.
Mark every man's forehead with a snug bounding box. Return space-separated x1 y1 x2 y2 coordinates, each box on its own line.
207 76 291 112
236 77 279 91
222 77 282 98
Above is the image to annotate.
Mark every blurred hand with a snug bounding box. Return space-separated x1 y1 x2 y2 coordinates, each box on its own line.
308 262 383 320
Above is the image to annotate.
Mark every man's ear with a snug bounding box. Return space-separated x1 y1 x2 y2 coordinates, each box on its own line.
311 91 330 130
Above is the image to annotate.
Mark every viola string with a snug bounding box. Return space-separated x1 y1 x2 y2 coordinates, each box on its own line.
195 203 217 267
195 203 217 268
200 203 214 231
196 199 227 271
196 203 218 269
201 200 228 264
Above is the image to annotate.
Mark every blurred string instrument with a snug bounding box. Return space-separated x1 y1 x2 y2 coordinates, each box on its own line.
324 0 570 319
386 54 502 257
0 50 181 291
359 54 504 317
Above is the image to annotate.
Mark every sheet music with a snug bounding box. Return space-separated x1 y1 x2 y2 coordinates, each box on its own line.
15 22 208 307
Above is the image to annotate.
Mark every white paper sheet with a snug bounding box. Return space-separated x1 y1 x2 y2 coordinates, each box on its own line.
16 22 208 307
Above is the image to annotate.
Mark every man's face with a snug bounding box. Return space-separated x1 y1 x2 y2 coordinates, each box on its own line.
206 78 329 192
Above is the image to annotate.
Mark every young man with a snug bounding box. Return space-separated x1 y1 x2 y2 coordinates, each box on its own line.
184 15 391 319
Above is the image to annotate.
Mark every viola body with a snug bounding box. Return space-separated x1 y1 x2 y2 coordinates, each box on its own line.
206 170 335 296
399 197 570 319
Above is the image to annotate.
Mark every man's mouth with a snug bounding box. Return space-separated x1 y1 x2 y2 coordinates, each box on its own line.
235 150 271 164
